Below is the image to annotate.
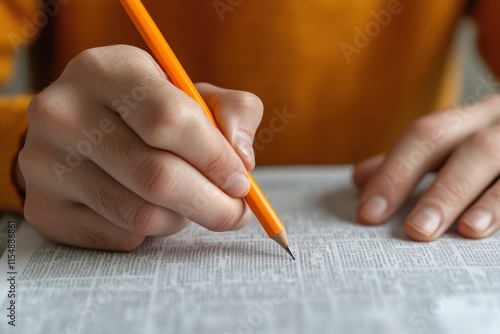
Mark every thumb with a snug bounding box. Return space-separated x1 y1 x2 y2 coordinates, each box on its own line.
196 82 264 171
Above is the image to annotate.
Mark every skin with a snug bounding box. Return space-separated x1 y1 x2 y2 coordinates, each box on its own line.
16 45 263 251
354 95 500 241
15 45 499 251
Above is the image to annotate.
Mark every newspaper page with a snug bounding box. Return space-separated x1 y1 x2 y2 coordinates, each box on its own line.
1 166 499 334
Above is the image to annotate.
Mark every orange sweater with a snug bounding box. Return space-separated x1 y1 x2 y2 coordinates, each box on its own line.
0 0 39 212
1 0 500 213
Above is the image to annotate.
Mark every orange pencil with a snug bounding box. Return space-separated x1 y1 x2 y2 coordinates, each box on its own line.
119 0 295 259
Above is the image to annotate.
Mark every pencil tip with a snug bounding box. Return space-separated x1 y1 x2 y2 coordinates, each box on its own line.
270 229 295 260
285 247 296 260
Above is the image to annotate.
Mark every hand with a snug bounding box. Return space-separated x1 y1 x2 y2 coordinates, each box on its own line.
17 45 263 251
353 95 500 241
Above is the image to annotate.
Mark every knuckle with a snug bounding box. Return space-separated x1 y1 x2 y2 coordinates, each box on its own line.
407 116 438 139
23 194 54 232
233 210 251 230
17 146 29 174
203 146 232 183
27 92 55 125
129 201 158 235
140 98 198 146
27 95 42 121
210 205 242 232
29 86 76 130
71 224 110 249
135 155 181 201
74 47 104 66
23 197 42 226
470 129 500 159
100 232 145 252
69 46 159 83
16 145 43 182
115 46 160 79
80 179 129 226
430 176 468 206
228 91 264 120
72 218 145 251
68 47 109 76
116 234 145 252
100 131 133 163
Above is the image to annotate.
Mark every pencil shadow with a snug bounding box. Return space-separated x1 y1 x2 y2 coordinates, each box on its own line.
316 186 419 241
145 235 278 259
316 177 461 242
228 243 279 259
317 186 360 225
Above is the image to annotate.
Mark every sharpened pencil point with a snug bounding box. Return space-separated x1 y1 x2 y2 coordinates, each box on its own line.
271 228 295 260
120 0 292 262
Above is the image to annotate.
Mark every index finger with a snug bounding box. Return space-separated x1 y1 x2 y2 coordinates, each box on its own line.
64 46 250 198
357 96 500 225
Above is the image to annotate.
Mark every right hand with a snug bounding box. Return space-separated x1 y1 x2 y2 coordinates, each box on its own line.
17 45 263 251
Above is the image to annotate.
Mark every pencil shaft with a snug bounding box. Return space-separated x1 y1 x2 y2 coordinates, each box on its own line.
119 0 289 247
119 0 217 126
246 174 284 236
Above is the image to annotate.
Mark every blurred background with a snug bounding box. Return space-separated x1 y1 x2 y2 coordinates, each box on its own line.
0 19 496 104
459 19 497 101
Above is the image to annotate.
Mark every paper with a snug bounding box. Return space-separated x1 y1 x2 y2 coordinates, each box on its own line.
1 166 499 334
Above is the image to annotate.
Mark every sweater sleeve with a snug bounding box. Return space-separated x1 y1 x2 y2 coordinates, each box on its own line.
0 96 32 213
473 0 500 78
0 1 39 212
0 0 40 80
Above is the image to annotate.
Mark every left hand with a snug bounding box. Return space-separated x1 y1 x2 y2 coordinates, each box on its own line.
353 94 500 241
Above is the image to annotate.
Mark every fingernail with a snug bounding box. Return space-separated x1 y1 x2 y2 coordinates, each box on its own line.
224 173 250 197
462 209 492 233
407 209 441 236
360 195 388 221
235 131 255 168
